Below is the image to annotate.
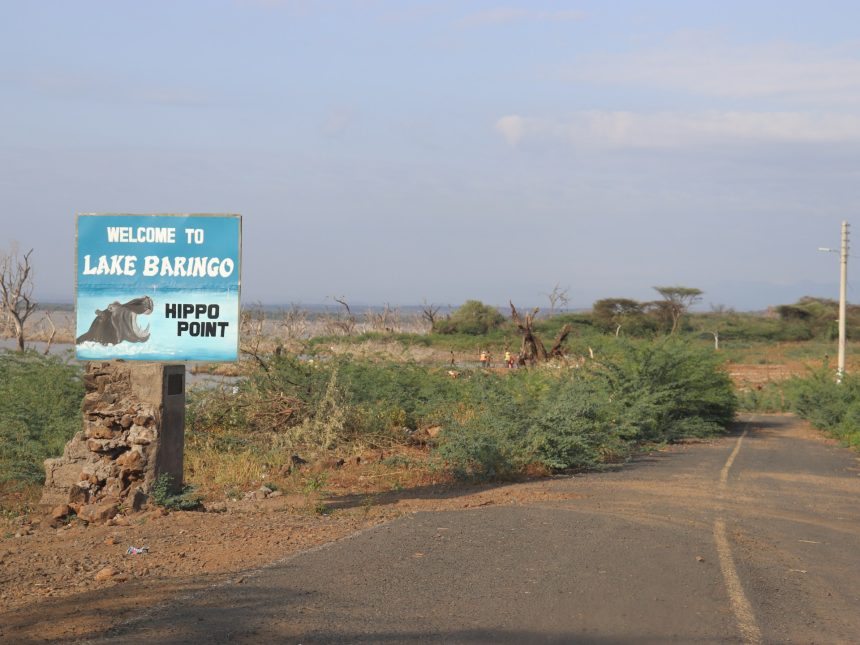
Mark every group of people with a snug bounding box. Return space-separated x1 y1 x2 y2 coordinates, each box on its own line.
479 349 516 369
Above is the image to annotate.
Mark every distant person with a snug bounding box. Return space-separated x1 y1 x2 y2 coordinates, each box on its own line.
479 350 488 368
450 351 456 366
504 350 514 368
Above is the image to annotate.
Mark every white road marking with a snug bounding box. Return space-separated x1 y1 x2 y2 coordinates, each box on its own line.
715 426 763 645
720 427 747 486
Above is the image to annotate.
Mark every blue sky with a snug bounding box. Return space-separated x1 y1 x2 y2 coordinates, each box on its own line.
3 0 860 310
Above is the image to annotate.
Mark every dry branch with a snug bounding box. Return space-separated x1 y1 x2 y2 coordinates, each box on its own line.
510 301 548 365
0 246 37 351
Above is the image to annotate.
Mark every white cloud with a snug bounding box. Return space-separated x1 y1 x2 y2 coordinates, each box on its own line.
566 34 860 105
495 111 860 148
495 114 526 145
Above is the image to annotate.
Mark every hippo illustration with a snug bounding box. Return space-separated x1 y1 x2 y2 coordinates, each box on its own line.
76 296 153 345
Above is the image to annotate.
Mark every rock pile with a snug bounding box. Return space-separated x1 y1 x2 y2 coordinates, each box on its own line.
41 362 176 522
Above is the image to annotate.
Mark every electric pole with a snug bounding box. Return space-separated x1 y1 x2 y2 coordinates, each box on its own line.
838 220 848 382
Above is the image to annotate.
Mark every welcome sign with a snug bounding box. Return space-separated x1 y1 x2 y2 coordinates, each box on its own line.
75 213 242 361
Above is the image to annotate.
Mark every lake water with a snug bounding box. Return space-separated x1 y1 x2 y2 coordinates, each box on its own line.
0 338 242 388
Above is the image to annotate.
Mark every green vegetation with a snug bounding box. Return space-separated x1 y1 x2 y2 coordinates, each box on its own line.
150 473 204 511
735 381 789 413
438 339 735 478
433 300 506 335
590 296 860 343
780 370 860 448
188 353 464 443
4 291 859 510
188 338 736 481
0 350 83 488
307 296 853 356
185 293 860 487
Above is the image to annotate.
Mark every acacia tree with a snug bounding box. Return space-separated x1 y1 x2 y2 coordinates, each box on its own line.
0 245 37 351
592 298 643 336
435 300 504 335
653 285 703 334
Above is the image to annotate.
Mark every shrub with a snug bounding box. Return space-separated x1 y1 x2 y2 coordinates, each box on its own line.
188 339 738 484
525 375 632 471
150 473 203 511
187 354 466 453
0 350 83 487
436 339 737 478
435 300 506 335
782 368 860 448
601 339 737 443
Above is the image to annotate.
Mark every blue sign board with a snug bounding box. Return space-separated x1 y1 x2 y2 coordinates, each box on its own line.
75 213 242 361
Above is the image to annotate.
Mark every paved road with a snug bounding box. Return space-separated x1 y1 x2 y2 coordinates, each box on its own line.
99 414 860 644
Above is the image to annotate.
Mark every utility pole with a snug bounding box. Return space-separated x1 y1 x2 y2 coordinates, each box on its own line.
838 220 849 382
819 221 850 382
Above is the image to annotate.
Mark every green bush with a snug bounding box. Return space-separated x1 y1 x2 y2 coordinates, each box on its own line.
525 375 632 471
150 473 204 510
601 339 736 442
190 339 738 482
781 368 860 447
0 350 83 487
434 300 506 335
188 354 466 448
437 339 737 479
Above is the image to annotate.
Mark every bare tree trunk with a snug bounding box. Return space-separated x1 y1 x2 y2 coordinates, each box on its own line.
43 311 57 355
548 324 572 358
14 316 24 351
0 247 37 352
510 302 548 365
330 296 356 336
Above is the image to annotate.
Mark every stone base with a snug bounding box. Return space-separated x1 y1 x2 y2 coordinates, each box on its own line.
40 361 185 518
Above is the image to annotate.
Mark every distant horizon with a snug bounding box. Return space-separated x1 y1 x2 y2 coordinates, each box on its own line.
36 295 828 315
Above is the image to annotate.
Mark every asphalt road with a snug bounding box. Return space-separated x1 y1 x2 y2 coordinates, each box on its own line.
98 414 860 644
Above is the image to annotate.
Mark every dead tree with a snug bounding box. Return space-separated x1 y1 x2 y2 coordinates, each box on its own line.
328 296 356 335
545 283 570 316
510 302 547 365
42 311 57 355
365 303 399 333
0 246 37 351
420 300 441 331
510 301 573 365
240 303 269 371
280 303 309 340
324 296 356 336
548 323 573 358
